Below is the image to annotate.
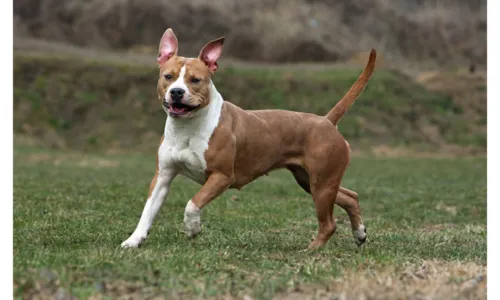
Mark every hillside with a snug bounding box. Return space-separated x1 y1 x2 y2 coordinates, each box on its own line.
13 41 486 155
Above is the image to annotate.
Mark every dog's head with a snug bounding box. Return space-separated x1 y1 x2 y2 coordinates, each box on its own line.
156 28 224 118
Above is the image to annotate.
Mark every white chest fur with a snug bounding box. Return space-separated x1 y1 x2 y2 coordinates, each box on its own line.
158 82 223 185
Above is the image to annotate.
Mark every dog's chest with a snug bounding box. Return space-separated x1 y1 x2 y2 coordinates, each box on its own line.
158 124 214 185
158 85 223 185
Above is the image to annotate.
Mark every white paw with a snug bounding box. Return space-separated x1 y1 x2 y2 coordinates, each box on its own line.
184 216 201 238
184 200 201 238
121 235 145 248
352 223 367 246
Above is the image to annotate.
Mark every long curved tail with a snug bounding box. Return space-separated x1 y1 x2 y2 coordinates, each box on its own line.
326 49 377 126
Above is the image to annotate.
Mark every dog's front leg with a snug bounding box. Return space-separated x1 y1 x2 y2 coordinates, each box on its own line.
184 172 234 238
121 170 177 248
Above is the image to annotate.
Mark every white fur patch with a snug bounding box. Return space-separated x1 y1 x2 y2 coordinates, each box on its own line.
158 81 223 184
121 173 175 248
352 223 367 245
165 65 189 100
184 199 201 237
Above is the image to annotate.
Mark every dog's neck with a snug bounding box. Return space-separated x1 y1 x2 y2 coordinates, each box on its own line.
164 81 223 136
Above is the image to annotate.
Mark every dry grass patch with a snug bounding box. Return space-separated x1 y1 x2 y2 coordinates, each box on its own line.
18 261 486 300
275 260 486 300
365 145 486 159
20 152 120 168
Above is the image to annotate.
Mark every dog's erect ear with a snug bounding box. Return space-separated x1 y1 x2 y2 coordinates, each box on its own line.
157 28 178 65
198 37 225 73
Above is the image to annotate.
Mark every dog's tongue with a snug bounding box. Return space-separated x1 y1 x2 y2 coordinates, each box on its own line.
173 107 187 113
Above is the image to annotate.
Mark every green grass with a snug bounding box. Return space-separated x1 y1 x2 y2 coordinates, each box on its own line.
13 146 486 298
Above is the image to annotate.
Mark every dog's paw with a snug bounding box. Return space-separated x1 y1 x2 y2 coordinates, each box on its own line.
184 214 201 238
121 235 145 248
352 224 367 246
184 200 202 238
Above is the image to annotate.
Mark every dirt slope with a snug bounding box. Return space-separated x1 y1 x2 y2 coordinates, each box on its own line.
14 0 486 69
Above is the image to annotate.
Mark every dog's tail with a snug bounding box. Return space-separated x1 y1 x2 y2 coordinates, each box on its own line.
326 49 376 126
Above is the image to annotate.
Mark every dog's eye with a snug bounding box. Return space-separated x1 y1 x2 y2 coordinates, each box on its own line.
191 77 201 83
164 74 172 80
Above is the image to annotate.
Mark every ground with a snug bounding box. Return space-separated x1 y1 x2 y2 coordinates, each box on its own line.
13 146 486 299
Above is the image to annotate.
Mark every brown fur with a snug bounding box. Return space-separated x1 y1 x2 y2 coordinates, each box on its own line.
154 29 375 249
201 103 352 248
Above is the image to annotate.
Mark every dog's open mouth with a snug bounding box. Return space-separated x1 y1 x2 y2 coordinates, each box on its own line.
166 102 200 116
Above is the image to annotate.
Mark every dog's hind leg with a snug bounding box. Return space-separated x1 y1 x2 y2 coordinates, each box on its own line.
288 166 336 249
336 187 366 246
288 166 366 246
308 176 340 249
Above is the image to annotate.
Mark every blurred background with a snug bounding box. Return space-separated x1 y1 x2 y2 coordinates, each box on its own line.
13 0 487 156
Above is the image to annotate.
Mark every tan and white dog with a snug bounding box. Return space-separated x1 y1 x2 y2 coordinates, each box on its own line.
121 28 376 250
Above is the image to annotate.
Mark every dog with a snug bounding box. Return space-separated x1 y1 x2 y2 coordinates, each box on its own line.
121 28 376 250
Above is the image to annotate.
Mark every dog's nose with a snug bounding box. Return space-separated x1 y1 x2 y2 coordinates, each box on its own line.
170 88 185 101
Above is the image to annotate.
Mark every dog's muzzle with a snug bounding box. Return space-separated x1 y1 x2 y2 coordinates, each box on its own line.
163 100 200 117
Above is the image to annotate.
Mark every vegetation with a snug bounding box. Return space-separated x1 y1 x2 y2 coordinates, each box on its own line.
14 146 486 299
13 53 486 153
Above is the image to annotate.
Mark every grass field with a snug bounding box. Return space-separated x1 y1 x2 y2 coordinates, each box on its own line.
13 146 486 299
